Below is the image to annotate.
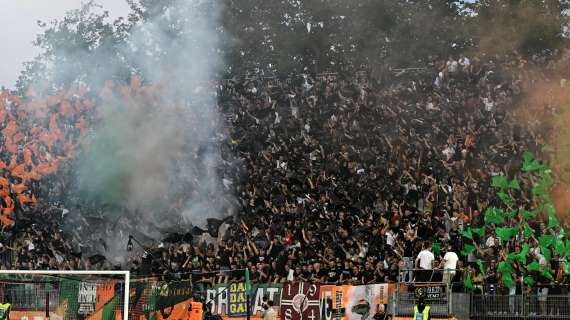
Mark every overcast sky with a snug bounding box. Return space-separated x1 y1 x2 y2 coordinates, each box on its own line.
0 0 131 89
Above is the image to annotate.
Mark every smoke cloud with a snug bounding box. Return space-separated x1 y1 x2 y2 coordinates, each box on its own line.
61 0 233 263
503 51 570 226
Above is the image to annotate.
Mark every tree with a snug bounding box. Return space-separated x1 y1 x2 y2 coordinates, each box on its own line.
17 1 132 93
467 0 570 54
17 0 570 90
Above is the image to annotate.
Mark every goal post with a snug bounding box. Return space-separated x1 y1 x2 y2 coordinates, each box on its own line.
0 270 130 320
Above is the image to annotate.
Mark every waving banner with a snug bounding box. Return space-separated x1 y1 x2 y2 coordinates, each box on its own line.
281 282 320 320
320 284 392 320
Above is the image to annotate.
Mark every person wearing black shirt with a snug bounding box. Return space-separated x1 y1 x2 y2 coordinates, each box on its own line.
341 261 352 284
351 266 363 285
326 260 341 283
301 264 312 281
314 262 327 282
362 261 376 284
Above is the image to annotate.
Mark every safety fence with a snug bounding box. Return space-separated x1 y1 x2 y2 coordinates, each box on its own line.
470 294 570 319
1 273 569 320
389 281 570 320
0 272 128 320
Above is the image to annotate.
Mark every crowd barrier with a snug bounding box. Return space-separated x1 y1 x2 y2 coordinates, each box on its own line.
2 276 202 320
470 294 570 319
3 276 569 319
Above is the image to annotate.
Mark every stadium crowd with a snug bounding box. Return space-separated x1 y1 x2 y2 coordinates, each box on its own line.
0 49 569 295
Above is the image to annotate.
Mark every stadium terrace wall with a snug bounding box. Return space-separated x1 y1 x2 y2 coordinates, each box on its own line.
6 279 400 320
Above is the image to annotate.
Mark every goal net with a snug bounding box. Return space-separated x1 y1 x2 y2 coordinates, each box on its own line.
0 270 129 320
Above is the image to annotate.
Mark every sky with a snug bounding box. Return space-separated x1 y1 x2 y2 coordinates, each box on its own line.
0 0 131 89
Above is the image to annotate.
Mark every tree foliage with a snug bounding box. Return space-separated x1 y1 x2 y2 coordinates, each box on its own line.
15 0 570 91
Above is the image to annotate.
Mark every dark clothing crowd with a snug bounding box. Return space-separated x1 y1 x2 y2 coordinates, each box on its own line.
0 49 569 295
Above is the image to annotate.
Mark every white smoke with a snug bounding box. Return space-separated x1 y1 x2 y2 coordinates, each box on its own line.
63 0 233 264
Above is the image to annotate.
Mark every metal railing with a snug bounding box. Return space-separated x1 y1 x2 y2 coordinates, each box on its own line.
471 293 570 319
391 270 570 319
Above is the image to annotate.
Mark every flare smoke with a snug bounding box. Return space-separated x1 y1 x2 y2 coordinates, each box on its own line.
63 0 232 263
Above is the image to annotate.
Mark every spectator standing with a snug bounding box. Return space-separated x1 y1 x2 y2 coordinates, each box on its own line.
415 242 435 282
262 300 277 320
441 244 458 285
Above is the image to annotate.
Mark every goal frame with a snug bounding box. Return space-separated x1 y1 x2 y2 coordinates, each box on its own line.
0 270 130 319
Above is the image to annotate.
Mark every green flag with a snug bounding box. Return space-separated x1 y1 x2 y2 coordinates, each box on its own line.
540 246 551 261
461 228 473 240
498 261 515 289
485 207 505 224
545 204 556 216
517 243 530 264
506 252 517 262
548 212 560 229
541 268 554 282
532 180 548 199
504 210 518 218
491 176 509 189
524 275 535 286
508 179 520 190
524 223 534 238
461 244 476 257
496 227 518 243
502 272 515 289
498 261 514 275
497 192 513 206
472 227 485 238
527 261 540 271
542 171 554 186
539 235 555 248
522 151 545 172
523 210 537 220
555 239 566 256
432 242 441 255
476 259 485 275
464 274 474 290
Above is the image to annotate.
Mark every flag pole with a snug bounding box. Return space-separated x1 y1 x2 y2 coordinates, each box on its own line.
245 267 251 320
